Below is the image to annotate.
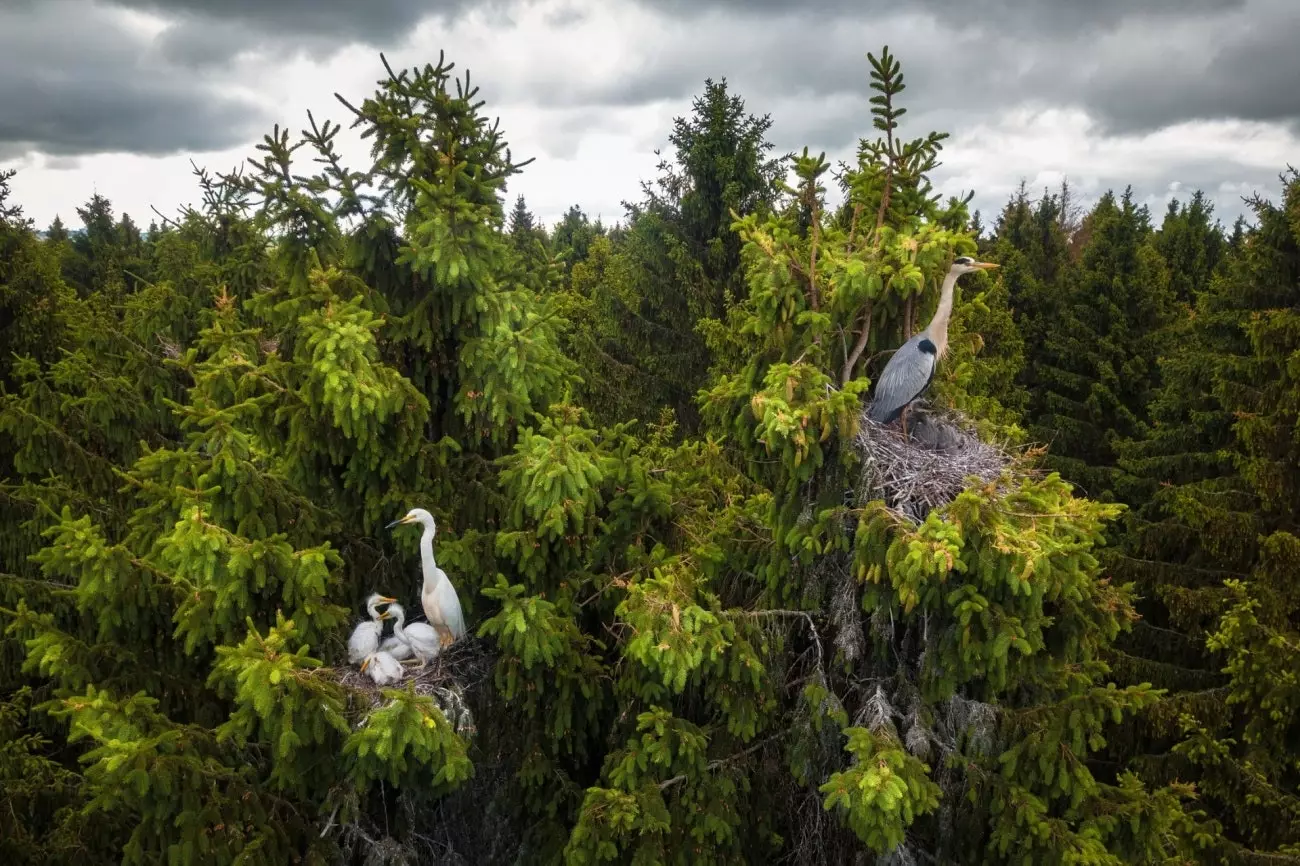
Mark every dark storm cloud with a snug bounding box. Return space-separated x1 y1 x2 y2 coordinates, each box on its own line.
1082 16 1300 133
593 0 1298 136
112 0 471 43
0 0 267 158
630 0 1246 34
106 0 538 67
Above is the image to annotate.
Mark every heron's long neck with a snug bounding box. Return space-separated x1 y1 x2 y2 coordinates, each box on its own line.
923 269 959 357
390 607 406 639
419 525 443 590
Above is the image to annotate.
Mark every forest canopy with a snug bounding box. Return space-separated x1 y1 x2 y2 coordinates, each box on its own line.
2 44 1299 866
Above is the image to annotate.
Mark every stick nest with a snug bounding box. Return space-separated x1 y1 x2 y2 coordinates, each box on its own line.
855 402 1020 523
326 636 497 738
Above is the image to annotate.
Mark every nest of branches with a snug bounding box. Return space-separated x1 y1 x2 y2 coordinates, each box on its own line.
855 401 1021 523
327 636 497 738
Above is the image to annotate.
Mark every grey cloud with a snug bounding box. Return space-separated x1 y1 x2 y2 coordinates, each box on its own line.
0 0 267 157
106 0 537 67
1082 14 1300 133
510 14 995 134
573 0 1292 226
629 0 1245 35
40 156 85 171
112 0 473 43
956 160 1287 233
543 3 590 29
532 110 617 161
572 0 1296 138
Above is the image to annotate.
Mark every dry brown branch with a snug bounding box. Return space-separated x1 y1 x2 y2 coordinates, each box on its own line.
855 403 1023 523
840 301 874 386
657 732 784 791
724 608 827 687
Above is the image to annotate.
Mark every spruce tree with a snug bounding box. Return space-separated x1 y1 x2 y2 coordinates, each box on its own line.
1156 191 1225 305
987 181 1075 416
684 47 1197 864
0 53 557 863
551 204 606 274
1109 171 1300 863
0 168 27 226
44 215 69 245
508 194 551 269
1 176 234 863
0 172 73 386
0 42 1246 866
1030 188 1177 502
577 77 784 435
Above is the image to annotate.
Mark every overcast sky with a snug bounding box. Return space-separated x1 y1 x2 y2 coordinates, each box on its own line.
2 0 1298 234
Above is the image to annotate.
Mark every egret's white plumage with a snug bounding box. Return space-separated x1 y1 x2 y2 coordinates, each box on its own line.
386 507 466 648
360 650 404 685
384 601 441 668
379 633 413 660
347 592 397 664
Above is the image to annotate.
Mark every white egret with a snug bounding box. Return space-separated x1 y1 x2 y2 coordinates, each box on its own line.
385 508 466 647
359 650 404 686
383 601 441 668
347 592 397 665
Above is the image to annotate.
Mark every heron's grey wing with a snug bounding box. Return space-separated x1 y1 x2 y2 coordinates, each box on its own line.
866 338 936 423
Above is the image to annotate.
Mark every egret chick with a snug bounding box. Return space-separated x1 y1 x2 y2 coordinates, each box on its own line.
386 508 466 647
380 631 413 661
360 650 404 686
347 592 397 665
384 601 441 668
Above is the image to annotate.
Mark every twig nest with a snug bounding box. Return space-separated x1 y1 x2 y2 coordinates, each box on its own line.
327 635 495 738
855 401 1017 523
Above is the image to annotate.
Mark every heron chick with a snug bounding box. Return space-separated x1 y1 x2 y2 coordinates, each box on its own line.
386 508 466 648
866 255 999 435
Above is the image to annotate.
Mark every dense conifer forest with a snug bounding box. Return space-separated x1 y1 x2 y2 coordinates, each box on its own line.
2 46 1298 865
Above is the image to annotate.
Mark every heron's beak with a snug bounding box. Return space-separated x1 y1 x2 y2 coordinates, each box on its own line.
378 611 393 621
385 516 411 529
378 595 397 605
975 261 1000 270
360 657 371 673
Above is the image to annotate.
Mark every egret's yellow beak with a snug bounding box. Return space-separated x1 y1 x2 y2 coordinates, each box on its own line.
385 516 413 529
378 595 397 605
360 657 372 673
378 611 393 621
975 261 1000 270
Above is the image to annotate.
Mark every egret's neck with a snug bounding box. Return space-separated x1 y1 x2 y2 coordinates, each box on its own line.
390 607 406 638
419 524 443 589
924 269 959 358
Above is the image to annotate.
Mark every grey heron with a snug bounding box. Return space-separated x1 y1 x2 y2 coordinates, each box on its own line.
347 592 397 664
865 255 1000 435
386 508 467 647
